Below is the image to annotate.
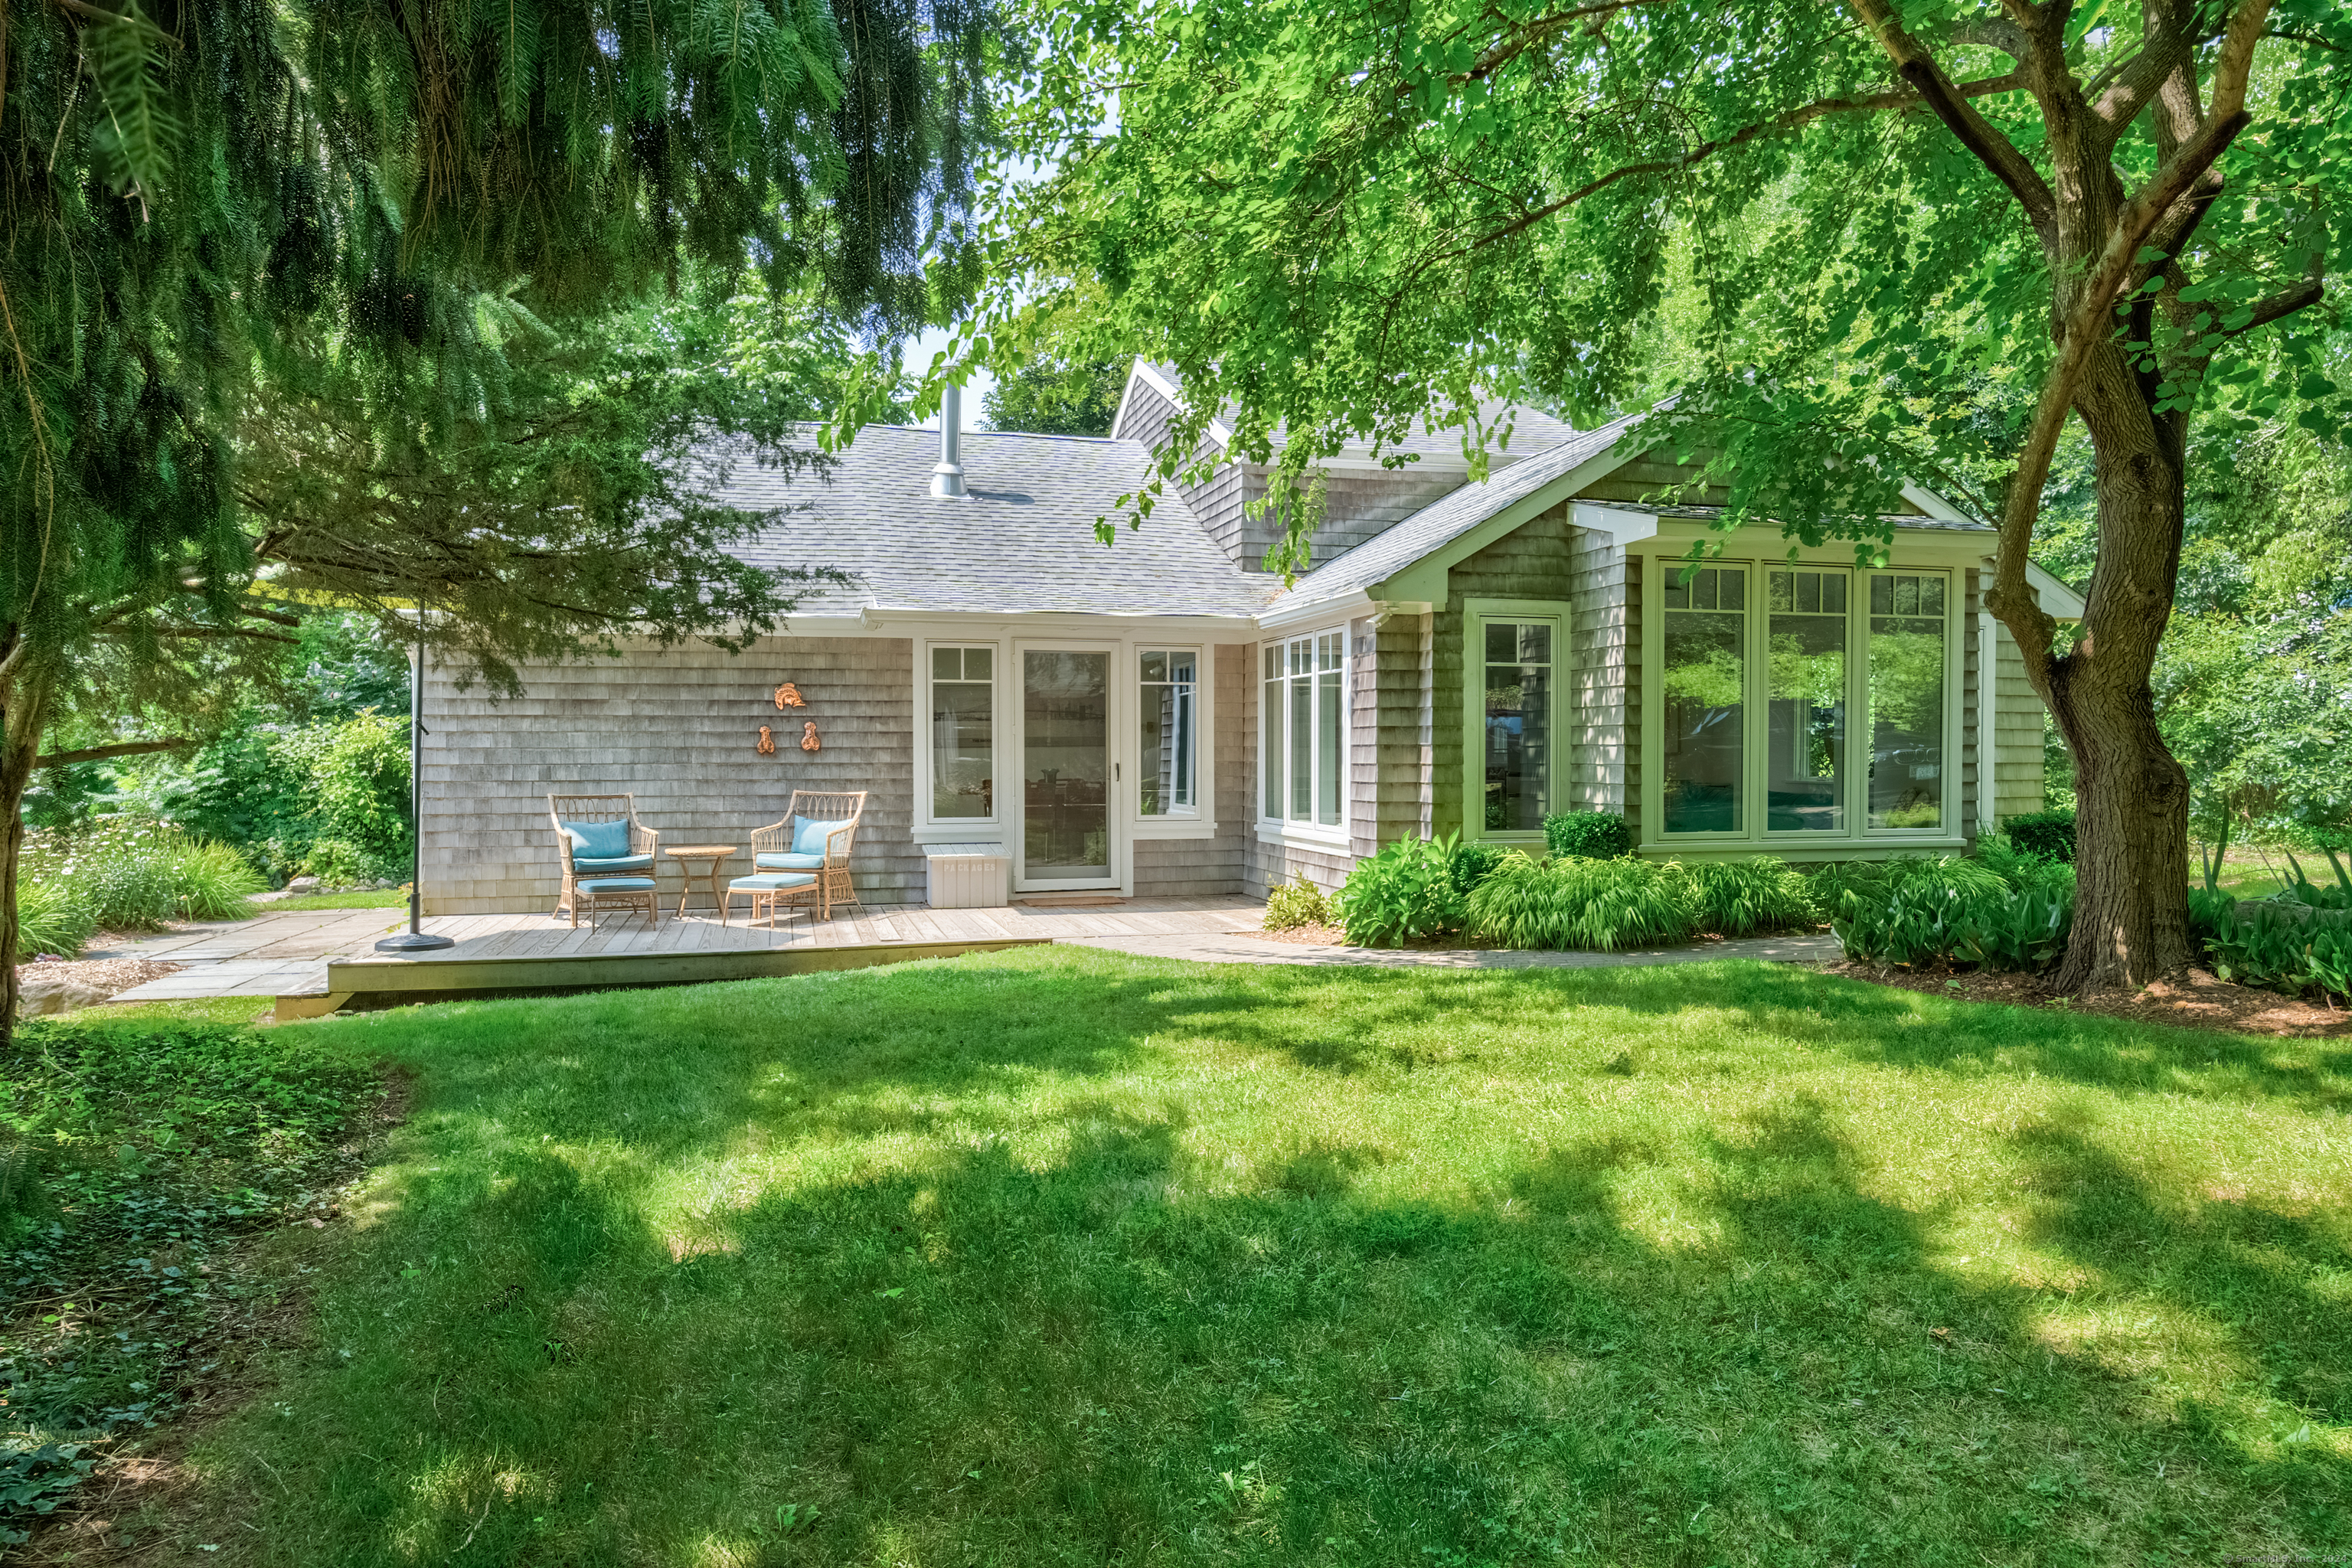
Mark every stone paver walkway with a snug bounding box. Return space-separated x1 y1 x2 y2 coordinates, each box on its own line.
100 900 1838 1004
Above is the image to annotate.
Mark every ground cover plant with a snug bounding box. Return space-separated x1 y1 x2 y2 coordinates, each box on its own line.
1260 877 1335 932
1829 852 2076 973
0 1021 379 1539
165 948 2347 1564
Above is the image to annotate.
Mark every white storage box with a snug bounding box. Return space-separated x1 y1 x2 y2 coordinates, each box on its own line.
925 842 1011 908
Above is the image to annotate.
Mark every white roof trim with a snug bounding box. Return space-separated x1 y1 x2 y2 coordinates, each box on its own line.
1569 501 1665 544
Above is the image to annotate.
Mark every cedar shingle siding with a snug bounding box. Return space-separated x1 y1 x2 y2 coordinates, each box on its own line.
423 635 920 916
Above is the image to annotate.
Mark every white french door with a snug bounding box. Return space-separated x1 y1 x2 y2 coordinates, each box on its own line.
1014 643 1120 890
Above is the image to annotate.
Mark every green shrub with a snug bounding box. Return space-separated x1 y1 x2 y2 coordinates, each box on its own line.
271 710 413 863
2194 894 2352 1001
1334 836 1465 948
1829 854 2072 971
18 822 263 932
15 883 96 959
1449 840 1511 898
302 836 405 888
1468 855 1697 952
1263 876 1335 932
1682 857 1818 937
2004 808 2076 863
1542 812 1632 861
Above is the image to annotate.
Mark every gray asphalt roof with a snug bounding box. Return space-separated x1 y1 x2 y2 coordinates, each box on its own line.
1273 411 1644 609
714 426 1279 619
1138 362 1582 467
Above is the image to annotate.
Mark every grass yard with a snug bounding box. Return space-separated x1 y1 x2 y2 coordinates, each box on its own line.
256 889 411 913
176 947 2346 1566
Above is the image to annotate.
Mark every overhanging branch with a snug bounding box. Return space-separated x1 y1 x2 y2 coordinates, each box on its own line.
35 738 194 768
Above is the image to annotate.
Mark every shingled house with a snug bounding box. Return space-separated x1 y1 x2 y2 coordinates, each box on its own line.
416 361 2081 914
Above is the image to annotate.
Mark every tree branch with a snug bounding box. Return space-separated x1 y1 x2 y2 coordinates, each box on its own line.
1407 72 2025 276
35 738 194 768
1847 0 2057 241
1460 0 1666 82
2223 267 2326 340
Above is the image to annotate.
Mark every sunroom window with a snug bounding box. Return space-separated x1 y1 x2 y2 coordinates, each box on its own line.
1261 632 1344 829
1657 560 1953 839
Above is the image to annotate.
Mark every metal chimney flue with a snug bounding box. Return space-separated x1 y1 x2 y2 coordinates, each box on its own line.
931 382 967 499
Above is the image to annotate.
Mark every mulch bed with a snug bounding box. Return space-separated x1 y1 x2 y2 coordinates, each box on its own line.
1831 960 2352 1039
16 957 186 998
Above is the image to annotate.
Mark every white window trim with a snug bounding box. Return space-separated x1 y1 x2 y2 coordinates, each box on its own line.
1256 627 1351 848
1462 598 1570 844
913 638 1007 837
1638 557 1966 852
1132 644 1206 826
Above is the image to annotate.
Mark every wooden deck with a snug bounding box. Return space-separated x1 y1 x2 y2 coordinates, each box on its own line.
268 897 1266 1017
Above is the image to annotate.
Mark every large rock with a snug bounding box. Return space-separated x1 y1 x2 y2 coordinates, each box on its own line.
19 975 111 1016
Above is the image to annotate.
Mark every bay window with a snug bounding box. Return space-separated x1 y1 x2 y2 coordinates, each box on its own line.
1653 560 1956 840
1262 632 1344 830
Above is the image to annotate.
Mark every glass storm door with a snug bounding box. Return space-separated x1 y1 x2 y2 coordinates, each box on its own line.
1020 648 1113 886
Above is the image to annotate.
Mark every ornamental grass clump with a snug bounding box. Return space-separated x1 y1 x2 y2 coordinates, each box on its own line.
1467 855 1696 952
1681 856 1819 937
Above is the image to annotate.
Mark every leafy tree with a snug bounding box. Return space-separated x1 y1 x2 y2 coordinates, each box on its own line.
0 2 1004 1031
980 0 2351 993
982 354 1130 434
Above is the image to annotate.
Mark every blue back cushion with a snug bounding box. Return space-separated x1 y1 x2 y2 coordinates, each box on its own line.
561 818 632 861
792 818 851 858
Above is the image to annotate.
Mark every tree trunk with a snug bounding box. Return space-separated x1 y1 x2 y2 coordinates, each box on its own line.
0 672 52 1047
2043 375 2195 995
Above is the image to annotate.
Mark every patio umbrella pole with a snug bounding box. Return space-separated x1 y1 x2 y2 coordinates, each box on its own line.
377 611 454 953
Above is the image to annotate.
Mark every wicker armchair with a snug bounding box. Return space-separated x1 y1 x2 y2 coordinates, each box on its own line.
749 790 866 920
548 793 662 926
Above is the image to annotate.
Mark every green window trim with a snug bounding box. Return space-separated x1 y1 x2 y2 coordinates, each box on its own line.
1462 600 1568 841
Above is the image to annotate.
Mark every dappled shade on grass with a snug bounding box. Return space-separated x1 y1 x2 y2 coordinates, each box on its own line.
197 950 2348 1564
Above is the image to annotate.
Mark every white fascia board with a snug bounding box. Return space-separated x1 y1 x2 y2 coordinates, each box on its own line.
1642 514 1994 567
1899 482 1977 522
1256 587 1375 632
1370 446 1643 603
1108 359 1159 442
1570 501 1664 543
1982 559 2088 621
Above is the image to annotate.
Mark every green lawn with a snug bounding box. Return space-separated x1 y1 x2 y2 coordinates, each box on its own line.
181 949 2347 1565
255 888 411 913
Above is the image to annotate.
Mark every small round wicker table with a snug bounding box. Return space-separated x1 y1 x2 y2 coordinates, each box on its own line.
663 844 738 920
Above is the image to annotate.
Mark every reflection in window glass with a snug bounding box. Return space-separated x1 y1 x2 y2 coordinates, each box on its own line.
1768 571 1847 831
1661 566 1746 833
929 645 994 818
1138 651 1195 815
1262 646 1284 820
1317 632 1344 827
1260 632 1347 828
1483 621 1553 831
1867 573 1947 829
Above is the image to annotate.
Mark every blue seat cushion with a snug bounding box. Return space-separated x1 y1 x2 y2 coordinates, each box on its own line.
731 873 816 890
574 854 654 873
560 818 632 860
754 851 825 871
577 877 657 893
791 817 853 857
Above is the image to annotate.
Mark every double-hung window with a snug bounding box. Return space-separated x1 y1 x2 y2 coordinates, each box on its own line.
929 645 995 820
1261 632 1344 830
1655 560 1955 841
1138 650 1197 815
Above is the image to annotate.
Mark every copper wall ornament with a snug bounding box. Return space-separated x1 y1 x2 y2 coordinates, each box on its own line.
774 681 805 709
756 725 776 755
800 721 821 752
